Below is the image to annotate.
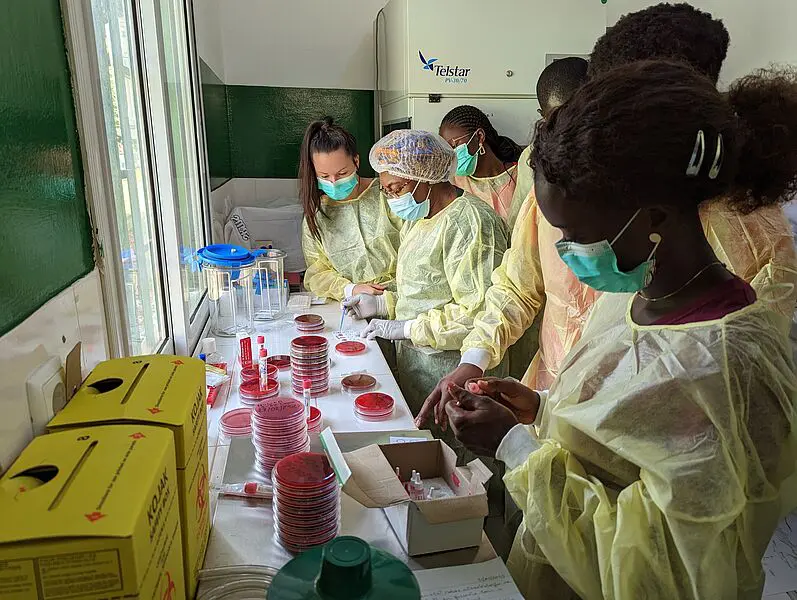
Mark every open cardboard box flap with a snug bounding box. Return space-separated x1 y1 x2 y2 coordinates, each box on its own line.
321 429 490 525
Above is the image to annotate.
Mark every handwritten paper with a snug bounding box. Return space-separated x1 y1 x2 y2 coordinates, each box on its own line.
413 558 523 600
763 512 797 596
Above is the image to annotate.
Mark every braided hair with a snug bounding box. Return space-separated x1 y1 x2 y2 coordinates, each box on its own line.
440 105 523 164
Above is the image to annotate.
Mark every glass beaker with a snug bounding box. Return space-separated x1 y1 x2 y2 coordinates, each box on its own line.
197 244 257 337
253 248 286 321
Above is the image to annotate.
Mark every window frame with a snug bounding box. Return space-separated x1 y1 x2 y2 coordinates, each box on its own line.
61 0 210 357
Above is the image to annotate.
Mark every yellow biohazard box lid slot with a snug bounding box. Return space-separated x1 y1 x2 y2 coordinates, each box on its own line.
49 355 206 468
0 425 174 544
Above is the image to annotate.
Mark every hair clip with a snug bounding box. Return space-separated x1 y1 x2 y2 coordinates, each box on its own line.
686 130 706 177
708 133 724 180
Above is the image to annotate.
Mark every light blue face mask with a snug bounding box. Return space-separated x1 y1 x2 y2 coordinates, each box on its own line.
555 209 661 293
454 132 480 177
388 181 431 221
317 172 358 201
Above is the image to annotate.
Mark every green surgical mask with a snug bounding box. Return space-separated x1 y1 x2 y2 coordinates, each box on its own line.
454 132 480 177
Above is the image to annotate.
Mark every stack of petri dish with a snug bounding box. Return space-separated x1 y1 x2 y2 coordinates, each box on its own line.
335 340 366 356
250 397 310 475
268 354 292 371
273 452 340 553
220 407 252 438
341 374 377 396
291 336 329 397
294 314 325 334
307 406 323 433
354 392 394 422
239 378 280 407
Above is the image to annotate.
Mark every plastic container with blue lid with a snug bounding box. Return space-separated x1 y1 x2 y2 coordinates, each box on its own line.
197 244 260 337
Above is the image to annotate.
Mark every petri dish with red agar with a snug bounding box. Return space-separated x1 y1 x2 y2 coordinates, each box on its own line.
335 340 366 356
354 392 394 422
220 407 252 437
294 314 325 333
268 354 291 370
341 374 377 396
239 378 280 406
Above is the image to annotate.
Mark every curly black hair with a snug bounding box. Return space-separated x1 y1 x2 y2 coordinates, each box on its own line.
440 105 523 164
589 3 730 83
533 61 797 214
536 57 589 116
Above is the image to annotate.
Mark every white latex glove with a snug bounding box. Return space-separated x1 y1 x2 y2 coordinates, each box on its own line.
361 319 412 341
342 294 387 320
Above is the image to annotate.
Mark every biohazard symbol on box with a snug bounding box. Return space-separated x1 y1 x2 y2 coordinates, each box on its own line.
161 571 176 600
196 471 208 513
129 432 146 440
85 511 106 523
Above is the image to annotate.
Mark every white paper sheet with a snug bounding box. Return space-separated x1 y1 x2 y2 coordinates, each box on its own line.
413 557 523 600
763 512 797 596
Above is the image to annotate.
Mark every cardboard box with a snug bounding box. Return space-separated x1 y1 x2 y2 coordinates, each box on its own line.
321 430 492 556
0 425 184 600
48 355 209 597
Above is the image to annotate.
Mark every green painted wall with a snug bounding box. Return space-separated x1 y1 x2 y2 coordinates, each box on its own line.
199 60 232 190
198 77 375 184
0 1 94 335
227 86 375 179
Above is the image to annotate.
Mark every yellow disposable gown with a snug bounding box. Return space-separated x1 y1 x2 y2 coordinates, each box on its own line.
507 145 532 231
389 192 509 416
461 189 797 391
395 193 509 350
452 165 518 224
301 180 402 301
503 293 797 599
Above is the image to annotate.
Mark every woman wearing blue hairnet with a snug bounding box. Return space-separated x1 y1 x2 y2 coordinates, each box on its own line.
445 61 797 599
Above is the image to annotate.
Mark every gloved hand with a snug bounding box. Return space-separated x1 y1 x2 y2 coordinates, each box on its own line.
342 294 387 320
361 319 411 341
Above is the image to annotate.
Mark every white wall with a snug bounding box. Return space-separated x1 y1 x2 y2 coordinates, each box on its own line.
194 0 225 79
218 0 389 89
0 270 108 473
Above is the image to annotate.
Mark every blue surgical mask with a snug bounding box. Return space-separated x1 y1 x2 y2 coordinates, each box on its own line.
454 132 480 177
317 172 358 201
388 181 431 221
555 209 661 293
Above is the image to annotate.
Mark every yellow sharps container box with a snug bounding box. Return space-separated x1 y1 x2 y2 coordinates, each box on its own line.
48 355 209 597
0 425 185 600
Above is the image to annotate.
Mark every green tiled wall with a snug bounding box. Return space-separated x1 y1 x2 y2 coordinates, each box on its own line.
198 72 375 185
0 0 94 335
200 60 232 190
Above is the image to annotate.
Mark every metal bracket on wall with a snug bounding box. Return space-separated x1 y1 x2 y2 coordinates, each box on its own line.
428 94 442 104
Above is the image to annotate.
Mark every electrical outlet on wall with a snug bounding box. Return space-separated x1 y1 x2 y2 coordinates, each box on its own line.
26 356 67 436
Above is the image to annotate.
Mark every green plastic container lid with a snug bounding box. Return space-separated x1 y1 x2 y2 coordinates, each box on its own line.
268 536 420 600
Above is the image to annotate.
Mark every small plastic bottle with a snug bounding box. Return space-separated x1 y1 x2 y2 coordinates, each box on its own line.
258 347 269 390
302 379 312 419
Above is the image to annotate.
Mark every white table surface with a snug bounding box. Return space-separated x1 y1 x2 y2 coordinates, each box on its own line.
201 300 497 591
